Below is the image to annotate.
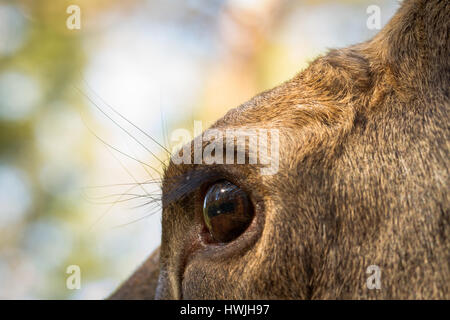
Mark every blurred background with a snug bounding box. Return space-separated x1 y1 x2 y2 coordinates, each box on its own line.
0 0 398 299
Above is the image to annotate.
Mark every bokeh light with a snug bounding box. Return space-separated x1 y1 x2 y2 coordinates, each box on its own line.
0 164 32 227
0 71 41 121
0 4 28 56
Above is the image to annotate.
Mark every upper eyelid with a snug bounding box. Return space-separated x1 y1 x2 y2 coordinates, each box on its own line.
162 169 222 207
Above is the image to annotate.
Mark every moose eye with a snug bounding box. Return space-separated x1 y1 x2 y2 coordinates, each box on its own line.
202 180 254 243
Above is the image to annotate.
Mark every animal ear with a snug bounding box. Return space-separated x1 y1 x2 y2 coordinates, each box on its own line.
108 247 160 300
366 0 449 91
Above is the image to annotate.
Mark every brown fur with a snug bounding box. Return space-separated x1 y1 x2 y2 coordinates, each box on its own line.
110 0 449 299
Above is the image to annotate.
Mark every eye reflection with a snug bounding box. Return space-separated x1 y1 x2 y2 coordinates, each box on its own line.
202 180 253 243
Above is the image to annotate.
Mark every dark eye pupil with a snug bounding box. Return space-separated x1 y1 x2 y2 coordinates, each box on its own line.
207 201 235 217
203 180 253 243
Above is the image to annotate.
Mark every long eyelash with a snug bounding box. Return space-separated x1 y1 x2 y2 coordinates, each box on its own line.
111 206 162 229
86 184 140 231
75 86 167 172
93 140 163 227
75 80 213 229
82 180 163 189
84 195 148 206
74 83 173 228
81 78 172 155
79 115 162 174
159 88 170 153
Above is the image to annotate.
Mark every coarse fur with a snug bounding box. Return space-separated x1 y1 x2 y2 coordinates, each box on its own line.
110 0 449 299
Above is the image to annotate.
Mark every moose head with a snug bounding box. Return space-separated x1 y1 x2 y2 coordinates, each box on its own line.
110 0 449 299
